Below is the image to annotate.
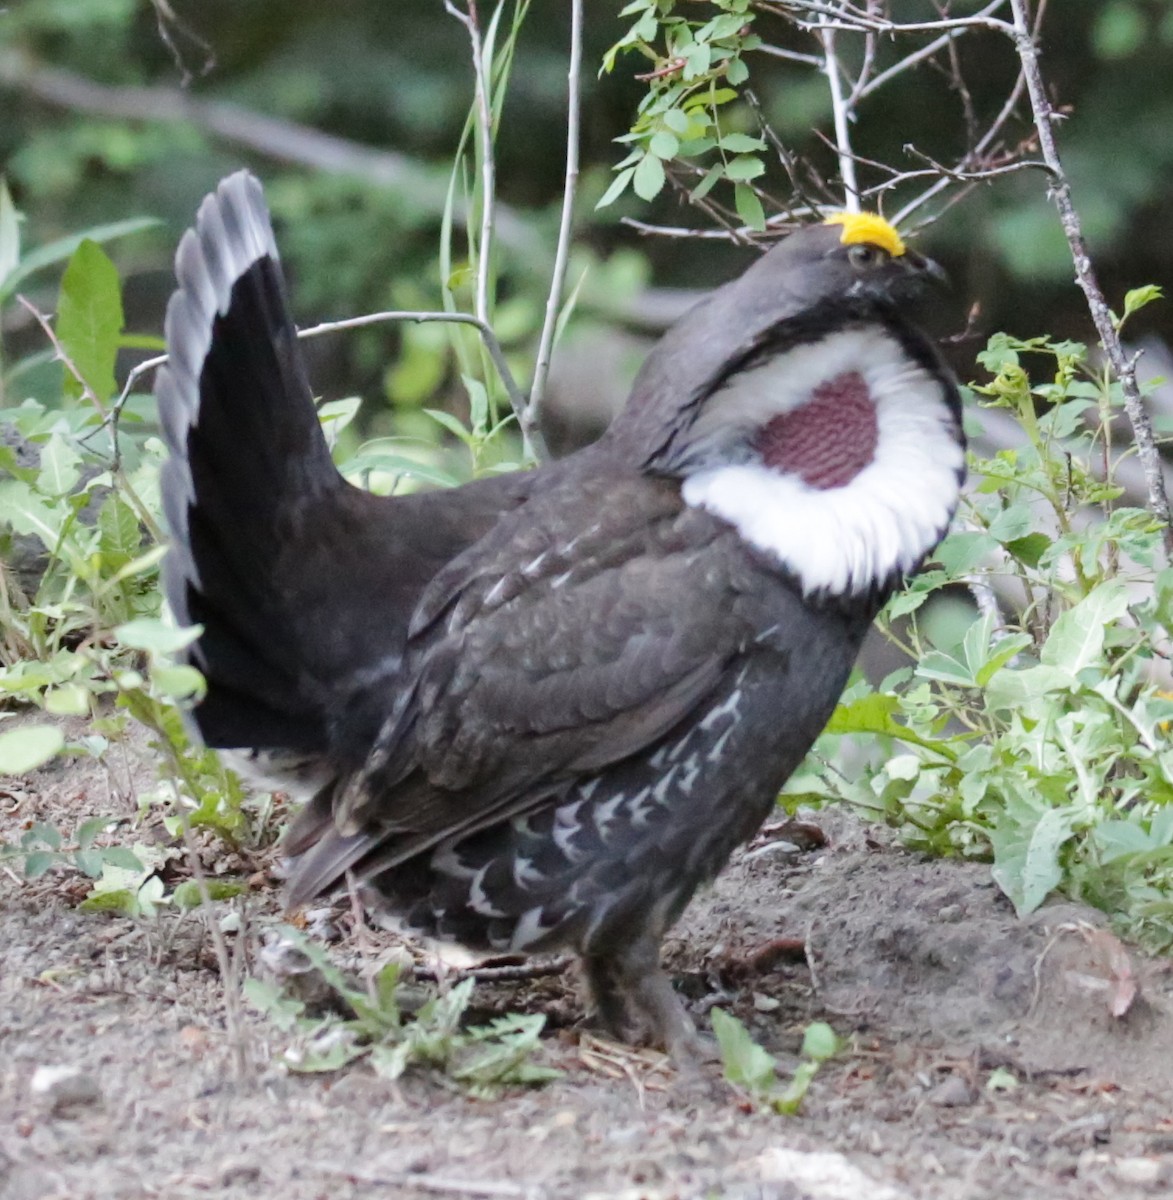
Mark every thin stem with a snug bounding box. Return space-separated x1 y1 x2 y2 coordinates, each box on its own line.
1006 0 1173 553
526 0 583 463
298 308 526 420
820 26 859 211
445 0 496 327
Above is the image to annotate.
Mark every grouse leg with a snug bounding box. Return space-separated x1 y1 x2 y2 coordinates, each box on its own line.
584 938 711 1065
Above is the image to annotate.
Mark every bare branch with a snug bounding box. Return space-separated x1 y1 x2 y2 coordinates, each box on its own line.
300 309 527 422
819 26 860 211
1006 0 1173 551
527 0 584 462
444 1 497 327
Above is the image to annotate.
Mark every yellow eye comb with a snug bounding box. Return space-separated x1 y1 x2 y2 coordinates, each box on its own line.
823 211 906 258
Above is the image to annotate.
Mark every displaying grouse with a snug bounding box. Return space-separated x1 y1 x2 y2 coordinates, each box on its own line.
157 172 964 1058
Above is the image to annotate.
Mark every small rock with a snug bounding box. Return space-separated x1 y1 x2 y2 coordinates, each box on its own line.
220 1159 261 1187
1112 1157 1164 1188
29 1065 102 1115
928 1074 975 1107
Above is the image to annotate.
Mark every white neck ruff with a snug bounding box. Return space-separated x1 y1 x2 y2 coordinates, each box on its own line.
680 327 964 597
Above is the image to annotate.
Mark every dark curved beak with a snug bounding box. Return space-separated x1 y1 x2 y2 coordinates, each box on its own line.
903 247 949 288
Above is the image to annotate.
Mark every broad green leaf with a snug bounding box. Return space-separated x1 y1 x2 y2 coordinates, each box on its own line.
987 503 1035 544
0 724 65 774
916 650 973 687
826 692 953 756
0 479 65 549
115 618 201 655
57 239 124 403
97 494 141 567
974 633 1033 688
990 806 1074 915
1040 582 1130 674
800 1021 840 1061
724 154 765 182
718 133 766 153
1120 284 1162 326
24 851 57 879
984 664 1073 710
633 153 666 201
734 183 765 231
36 433 82 497
649 130 680 159
711 1007 775 1093
44 684 90 717
317 397 362 448
0 178 19 288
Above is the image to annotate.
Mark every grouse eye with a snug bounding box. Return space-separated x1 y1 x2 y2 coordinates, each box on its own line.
847 242 888 269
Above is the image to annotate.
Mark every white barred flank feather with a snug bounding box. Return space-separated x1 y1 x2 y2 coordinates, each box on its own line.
681 327 963 596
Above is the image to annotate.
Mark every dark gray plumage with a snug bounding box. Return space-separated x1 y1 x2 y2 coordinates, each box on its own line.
157 172 964 1058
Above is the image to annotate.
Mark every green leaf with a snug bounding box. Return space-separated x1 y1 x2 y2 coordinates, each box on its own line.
0 480 65 550
662 108 690 134
690 165 723 203
24 851 57 879
44 684 90 717
36 433 82 497
1040 582 1130 674
711 1007 775 1093
633 153 666 201
990 806 1075 916
57 239 124 402
596 167 635 210
734 183 765 231
724 154 765 182
317 397 362 448
172 879 245 908
984 664 1073 710
0 178 19 288
800 1021 840 1062
718 133 765 153
987 503 1035 544
649 130 680 159
826 692 954 757
101 847 145 872
98 494 142 567
1118 284 1163 328
0 724 65 774
1004 532 1051 569
115 618 201 655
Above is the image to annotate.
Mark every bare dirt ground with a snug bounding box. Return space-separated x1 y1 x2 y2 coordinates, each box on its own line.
4 712 1173 1200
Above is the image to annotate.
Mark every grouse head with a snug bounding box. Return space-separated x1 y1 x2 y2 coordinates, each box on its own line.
606 212 965 603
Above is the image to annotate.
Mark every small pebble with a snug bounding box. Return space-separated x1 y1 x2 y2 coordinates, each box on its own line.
928 1075 975 1107
29 1065 102 1115
1113 1157 1164 1188
220 1160 261 1186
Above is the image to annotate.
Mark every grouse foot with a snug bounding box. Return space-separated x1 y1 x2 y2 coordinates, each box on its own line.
583 938 716 1067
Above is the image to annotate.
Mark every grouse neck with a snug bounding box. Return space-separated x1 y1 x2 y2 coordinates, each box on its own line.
678 324 964 599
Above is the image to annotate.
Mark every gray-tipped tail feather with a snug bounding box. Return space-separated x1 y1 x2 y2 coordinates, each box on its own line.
156 172 532 901
156 171 339 756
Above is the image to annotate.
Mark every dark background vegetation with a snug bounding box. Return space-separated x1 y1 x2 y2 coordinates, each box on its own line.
2 0 1173 446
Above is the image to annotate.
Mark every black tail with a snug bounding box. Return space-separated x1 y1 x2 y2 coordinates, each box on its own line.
156 173 533 769
156 172 339 754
